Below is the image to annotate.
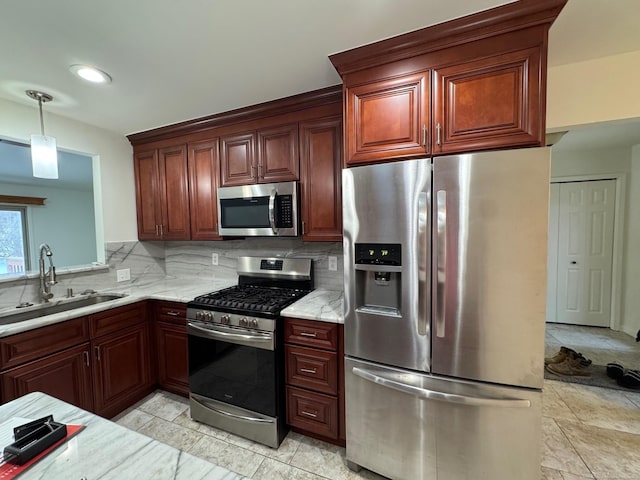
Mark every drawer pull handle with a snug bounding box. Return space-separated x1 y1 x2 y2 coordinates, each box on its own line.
299 332 317 338
83 351 90 367
301 410 317 418
300 368 317 374
166 311 180 316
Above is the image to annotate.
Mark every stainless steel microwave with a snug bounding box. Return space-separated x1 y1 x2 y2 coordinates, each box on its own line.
217 181 299 237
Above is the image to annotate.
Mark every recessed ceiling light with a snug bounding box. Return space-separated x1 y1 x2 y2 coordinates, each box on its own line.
69 64 112 84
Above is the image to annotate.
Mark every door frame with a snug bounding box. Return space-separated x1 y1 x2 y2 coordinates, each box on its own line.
550 172 627 331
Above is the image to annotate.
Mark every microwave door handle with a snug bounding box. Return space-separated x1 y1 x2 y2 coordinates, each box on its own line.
268 189 278 234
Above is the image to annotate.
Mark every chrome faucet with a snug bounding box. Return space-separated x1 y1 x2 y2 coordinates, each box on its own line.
39 243 57 302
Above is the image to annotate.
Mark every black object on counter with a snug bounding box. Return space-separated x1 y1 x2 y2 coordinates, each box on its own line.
3 417 67 465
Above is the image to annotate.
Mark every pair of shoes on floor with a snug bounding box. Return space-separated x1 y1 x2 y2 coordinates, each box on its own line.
606 362 640 389
545 346 592 377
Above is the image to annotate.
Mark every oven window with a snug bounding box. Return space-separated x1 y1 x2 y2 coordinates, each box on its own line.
188 335 276 416
220 198 270 228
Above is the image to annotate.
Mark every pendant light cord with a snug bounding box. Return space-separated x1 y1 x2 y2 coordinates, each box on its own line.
37 94 45 136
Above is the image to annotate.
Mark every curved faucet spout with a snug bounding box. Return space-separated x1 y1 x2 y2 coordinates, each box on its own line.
39 244 57 303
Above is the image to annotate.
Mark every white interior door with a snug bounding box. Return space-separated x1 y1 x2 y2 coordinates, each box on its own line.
548 179 616 326
546 184 560 322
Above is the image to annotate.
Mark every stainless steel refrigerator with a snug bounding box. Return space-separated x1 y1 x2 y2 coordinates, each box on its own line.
342 148 550 480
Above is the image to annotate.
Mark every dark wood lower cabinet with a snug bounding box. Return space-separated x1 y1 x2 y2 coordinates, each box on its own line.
1 343 93 411
284 318 344 446
92 322 153 418
0 301 153 419
286 385 338 440
155 321 189 397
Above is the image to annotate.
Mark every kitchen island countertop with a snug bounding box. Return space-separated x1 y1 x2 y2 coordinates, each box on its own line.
0 391 243 480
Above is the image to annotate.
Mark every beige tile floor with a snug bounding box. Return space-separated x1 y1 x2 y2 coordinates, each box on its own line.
113 326 640 480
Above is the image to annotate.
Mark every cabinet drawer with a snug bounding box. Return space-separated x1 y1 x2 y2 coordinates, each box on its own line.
286 345 337 395
284 318 338 351
90 302 147 338
286 386 338 440
154 301 187 325
0 317 90 370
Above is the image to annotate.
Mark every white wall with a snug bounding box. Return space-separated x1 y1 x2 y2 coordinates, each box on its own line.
0 97 137 242
551 146 631 178
547 50 640 131
622 144 640 338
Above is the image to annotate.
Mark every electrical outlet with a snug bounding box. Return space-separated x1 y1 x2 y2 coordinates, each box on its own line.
212 253 219 266
328 256 338 271
116 268 130 282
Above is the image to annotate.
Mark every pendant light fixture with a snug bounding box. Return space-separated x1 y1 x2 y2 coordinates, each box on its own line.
26 90 58 179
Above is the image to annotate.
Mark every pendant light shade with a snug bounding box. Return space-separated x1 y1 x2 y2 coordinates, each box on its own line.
30 134 58 178
26 90 58 179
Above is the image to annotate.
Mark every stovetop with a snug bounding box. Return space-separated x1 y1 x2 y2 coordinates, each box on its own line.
190 285 309 316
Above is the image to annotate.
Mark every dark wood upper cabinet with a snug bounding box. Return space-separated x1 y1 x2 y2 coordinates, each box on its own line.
432 47 542 154
258 123 299 183
220 132 256 187
133 145 190 240
300 116 343 241
330 0 567 165
221 124 298 187
133 149 162 240
188 139 222 240
158 145 191 239
346 72 430 165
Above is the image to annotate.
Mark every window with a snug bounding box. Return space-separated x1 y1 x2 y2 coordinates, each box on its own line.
0 206 30 273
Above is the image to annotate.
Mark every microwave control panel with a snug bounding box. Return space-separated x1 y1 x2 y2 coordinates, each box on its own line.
276 195 293 228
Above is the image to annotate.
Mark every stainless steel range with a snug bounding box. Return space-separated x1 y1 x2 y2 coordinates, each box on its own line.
187 256 313 448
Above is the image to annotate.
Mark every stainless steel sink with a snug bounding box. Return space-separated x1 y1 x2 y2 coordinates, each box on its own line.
0 294 127 326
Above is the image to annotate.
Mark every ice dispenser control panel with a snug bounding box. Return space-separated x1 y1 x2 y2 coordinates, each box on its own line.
354 243 402 317
355 243 401 266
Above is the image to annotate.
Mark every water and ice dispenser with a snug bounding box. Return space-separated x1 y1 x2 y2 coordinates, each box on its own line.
353 243 402 317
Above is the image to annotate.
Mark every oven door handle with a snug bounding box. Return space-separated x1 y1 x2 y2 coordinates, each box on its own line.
187 322 274 350
191 395 274 424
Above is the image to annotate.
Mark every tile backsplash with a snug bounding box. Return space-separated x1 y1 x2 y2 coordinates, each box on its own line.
0 239 344 310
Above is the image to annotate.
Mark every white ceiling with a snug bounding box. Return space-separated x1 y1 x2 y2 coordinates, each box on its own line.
1 0 640 148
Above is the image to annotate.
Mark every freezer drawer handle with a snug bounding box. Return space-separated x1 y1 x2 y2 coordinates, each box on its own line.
352 367 531 408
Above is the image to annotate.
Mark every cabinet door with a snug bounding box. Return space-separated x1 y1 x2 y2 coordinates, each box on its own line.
92 323 153 418
257 123 299 183
300 116 343 241
158 145 191 240
134 149 162 240
155 321 189 397
188 139 222 240
1 343 93 411
220 131 256 186
345 71 430 165
432 47 543 154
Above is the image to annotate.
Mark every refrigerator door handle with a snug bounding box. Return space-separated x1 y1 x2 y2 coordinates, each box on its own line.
418 190 429 335
435 190 447 338
352 366 531 408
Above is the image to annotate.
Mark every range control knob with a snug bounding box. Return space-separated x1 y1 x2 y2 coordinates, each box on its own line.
251 318 258 328
195 311 203 321
205 312 214 322
240 317 248 327
221 315 230 325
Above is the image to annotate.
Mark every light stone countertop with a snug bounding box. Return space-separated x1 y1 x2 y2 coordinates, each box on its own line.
0 391 244 480
0 279 343 338
0 277 236 338
280 288 344 324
